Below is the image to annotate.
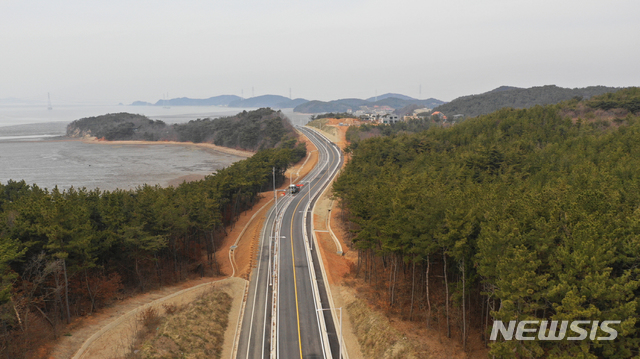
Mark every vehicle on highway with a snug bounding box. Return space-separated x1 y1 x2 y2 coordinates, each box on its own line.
289 183 304 194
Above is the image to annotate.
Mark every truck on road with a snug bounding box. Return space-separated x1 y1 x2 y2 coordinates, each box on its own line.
289 183 304 194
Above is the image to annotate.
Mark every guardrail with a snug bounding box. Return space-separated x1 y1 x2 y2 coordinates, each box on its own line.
267 126 344 359
301 126 344 358
301 139 332 358
303 126 347 359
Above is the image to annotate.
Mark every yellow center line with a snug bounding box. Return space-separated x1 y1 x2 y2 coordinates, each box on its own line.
290 198 304 359
290 131 338 358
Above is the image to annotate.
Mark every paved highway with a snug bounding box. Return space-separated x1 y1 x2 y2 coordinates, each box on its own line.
236 126 343 359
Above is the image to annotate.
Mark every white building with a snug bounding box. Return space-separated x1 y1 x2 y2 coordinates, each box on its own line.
381 114 399 124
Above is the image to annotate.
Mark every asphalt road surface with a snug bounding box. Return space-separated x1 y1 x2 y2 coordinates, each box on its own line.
236 126 344 359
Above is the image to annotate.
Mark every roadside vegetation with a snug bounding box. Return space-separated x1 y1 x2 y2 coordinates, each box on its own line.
333 88 640 358
307 118 338 136
127 290 232 359
344 117 452 148
0 140 304 358
346 282 427 359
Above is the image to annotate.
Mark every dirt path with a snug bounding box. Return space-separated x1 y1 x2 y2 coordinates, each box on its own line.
73 277 247 359
49 276 216 359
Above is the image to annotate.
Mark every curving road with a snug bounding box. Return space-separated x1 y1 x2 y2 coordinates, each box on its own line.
236 126 344 359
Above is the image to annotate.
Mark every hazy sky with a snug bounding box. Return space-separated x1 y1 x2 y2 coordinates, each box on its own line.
2 0 639 104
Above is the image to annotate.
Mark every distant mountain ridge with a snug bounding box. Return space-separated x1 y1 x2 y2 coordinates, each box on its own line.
228 95 308 109
365 93 417 101
155 95 241 107
293 94 445 113
129 92 445 113
487 86 522 93
434 85 620 118
131 94 305 109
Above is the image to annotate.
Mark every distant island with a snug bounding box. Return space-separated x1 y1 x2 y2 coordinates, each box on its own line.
129 94 305 109
66 108 306 154
128 92 446 113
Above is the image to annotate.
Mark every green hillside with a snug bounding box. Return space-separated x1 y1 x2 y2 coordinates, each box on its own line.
334 88 640 357
434 85 619 118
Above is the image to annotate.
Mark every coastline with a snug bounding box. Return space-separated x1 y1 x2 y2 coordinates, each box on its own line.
80 137 255 158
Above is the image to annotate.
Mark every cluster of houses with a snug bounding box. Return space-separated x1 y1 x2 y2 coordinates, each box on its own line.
338 113 399 125
356 108 433 124
340 106 464 125
347 105 412 124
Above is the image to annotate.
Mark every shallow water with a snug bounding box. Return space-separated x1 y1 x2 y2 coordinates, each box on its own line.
0 139 244 191
0 104 251 191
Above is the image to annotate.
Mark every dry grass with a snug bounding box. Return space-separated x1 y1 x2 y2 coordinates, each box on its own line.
346 290 428 359
560 102 631 127
140 307 161 332
161 303 178 315
307 118 338 136
126 290 232 359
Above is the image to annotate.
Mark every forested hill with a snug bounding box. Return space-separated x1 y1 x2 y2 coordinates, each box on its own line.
434 84 619 118
66 108 302 152
334 88 640 357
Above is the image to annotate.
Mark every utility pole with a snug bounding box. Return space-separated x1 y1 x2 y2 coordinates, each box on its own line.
270 167 276 287
307 179 313 251
273 167 277 205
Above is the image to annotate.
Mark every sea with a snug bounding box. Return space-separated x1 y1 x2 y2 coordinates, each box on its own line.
0 104 264 192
